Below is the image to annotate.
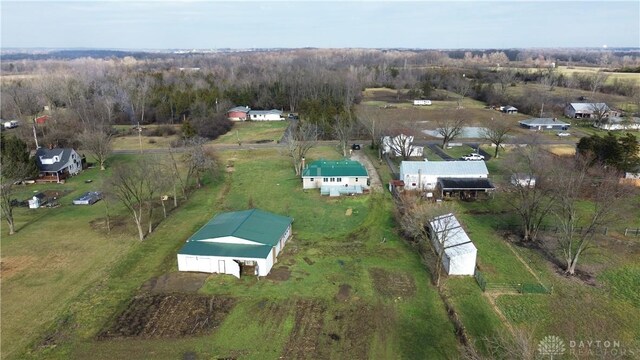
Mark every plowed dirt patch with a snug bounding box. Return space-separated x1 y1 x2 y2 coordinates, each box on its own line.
140 272 209 293
98 294 235 339
282 299 327 359
266 266 290 281
369 268 416 298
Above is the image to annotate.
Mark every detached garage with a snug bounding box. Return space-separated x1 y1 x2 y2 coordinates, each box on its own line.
177 209 293 278
428 213 477 276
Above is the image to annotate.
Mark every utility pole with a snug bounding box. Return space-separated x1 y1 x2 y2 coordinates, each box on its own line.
138 121 143 153
32 122 40 149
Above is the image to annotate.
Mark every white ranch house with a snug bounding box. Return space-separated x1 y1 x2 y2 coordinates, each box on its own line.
177 209 293 278
302 159 369 196
248 109 284 121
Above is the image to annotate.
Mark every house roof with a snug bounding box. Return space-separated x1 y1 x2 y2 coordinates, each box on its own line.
249 109 283 116
400 161 488 177
429 213 477 257
519 118 570 127
437 178 495 190
228 106 251 113
569 103 609 112
178 209 292 259
179 241 273 259
504 106 517 110
35 148 76 172
302 160 368 177
187 209 292 246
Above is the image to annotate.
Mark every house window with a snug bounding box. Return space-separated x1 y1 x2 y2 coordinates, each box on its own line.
355 178 359 182
323 177 328 182
330 177 335 182
337 177 342 182
310 178 314 181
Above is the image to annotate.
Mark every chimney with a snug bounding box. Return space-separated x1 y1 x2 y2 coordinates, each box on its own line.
301 157 306 170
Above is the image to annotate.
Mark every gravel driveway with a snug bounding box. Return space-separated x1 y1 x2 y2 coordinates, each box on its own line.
350 150 382 192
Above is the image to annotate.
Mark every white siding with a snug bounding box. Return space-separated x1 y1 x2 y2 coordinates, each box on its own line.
302 176 369 189
178 254 269 278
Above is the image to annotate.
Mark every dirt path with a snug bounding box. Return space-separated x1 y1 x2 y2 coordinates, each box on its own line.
350 151 382 192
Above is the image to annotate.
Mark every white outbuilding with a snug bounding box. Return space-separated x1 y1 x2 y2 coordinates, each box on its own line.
428 213 477 276
177 209 293 278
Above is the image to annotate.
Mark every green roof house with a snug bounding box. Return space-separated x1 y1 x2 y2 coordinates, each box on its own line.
177 209 293 278
301 159 369 196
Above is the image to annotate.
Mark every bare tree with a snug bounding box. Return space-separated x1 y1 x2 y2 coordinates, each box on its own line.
482 120 511 158
355 105 384 149
451 76 472 108
394 192 456 287
183 137 217 189
496 69 516 98
381 133 421 160
549 158 625 275
79 128 113 170
589 102 610 127
588 71 609 95
464 327 536 360
436 113 467 149
284 121 319 176
108 159 154 241
504 144 557 243
333 115 354 158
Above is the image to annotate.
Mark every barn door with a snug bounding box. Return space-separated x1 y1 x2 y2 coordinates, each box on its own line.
218 260 226 273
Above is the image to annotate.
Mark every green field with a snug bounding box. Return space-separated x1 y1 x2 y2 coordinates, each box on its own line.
2 147 464 359
213 121 289 145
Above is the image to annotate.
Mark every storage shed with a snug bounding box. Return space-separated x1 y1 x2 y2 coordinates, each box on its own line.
177 209 293 278
428 213 477 276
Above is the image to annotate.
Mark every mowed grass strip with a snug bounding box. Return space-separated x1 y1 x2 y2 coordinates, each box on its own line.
213 121 289 145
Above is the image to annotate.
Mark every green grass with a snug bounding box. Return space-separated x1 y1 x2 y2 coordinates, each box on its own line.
4 147 461 360
442 145 476 159
445 278 505 353
213 121 288 145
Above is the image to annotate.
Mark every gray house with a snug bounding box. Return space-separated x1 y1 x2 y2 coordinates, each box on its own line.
564 103 616 119
35 148 83 183
519 118 570 131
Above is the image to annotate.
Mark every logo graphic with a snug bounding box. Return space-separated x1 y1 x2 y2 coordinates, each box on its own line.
538 335 566 358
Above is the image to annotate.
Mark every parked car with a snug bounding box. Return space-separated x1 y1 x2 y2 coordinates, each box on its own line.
557 132 571 137
461 153 485 161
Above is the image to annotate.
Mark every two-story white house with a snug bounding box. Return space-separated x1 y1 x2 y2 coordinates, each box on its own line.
302 159 369 196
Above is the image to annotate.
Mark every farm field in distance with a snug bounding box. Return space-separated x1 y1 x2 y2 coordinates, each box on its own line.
2 45 640 360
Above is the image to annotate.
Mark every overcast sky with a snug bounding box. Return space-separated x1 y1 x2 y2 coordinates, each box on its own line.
1 1 639 49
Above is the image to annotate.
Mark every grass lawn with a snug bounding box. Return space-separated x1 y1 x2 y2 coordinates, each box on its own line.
213 121 289 145
442 145 476 159
1 159 138 359
5 147 461 360
111 135 179 151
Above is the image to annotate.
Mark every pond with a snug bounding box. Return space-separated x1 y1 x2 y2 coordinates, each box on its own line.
422 126 487 138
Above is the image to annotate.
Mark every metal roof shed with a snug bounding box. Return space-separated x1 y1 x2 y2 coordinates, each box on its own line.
428 213 477 276
177 209 293 278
